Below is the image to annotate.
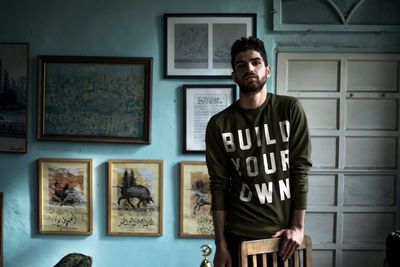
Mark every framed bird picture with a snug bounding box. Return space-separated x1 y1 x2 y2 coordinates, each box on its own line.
38 158 93 235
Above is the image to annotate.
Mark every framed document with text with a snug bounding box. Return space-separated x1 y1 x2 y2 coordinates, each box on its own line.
183 84 236 153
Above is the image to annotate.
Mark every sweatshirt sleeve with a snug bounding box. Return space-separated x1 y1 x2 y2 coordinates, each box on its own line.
205 117 231 211
289 99 312 209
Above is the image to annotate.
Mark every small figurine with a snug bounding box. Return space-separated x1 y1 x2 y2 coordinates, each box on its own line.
200 244 213 267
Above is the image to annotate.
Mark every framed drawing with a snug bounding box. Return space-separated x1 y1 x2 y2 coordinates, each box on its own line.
164 13 256 78
0 43 29 153
180 161 214 238
38 158 93 235
108 160 163 236
183 84 236 152
38 56 152 144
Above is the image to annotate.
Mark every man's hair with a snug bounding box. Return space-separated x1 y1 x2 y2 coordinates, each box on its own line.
231 36 268 69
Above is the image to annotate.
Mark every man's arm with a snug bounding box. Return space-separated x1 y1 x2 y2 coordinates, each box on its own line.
212 210 232 267
272 209 305 260
272 98 311 260
205 117 232 266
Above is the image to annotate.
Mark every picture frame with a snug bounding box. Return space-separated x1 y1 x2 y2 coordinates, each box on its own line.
38 158 93 235
0 43 29 153
180 161 214 238
37 56 152 144
183 84 236 153
164 13 256 78
0 192 3 266
108 159 163 236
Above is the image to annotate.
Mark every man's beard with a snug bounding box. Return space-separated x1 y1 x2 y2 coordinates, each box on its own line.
237 74 267 94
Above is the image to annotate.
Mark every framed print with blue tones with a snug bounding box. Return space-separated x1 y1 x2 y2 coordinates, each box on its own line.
38 56 152 144
0 43 29 153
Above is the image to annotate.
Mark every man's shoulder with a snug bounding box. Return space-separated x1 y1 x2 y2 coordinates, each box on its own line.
269 93 299 105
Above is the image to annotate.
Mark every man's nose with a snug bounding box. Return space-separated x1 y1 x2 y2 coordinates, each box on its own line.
245 62 255 72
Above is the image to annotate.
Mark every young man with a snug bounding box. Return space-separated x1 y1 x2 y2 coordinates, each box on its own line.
205 37 312 267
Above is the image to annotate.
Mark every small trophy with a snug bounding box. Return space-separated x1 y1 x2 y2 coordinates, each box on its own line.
200 244 213 267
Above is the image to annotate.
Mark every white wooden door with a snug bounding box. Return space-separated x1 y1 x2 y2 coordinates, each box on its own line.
276 52 400 267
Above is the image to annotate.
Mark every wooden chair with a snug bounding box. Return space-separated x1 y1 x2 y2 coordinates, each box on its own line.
240 235 313 267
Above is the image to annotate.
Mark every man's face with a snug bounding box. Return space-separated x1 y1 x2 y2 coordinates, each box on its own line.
232 50 271 94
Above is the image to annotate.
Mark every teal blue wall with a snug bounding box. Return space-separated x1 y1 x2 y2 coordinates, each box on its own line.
0 1 399 266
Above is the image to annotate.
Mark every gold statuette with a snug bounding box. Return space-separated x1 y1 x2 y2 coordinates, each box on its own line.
200 244 213 267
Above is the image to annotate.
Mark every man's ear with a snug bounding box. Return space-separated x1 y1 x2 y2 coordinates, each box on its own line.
266 65 272 78
231 71 237 83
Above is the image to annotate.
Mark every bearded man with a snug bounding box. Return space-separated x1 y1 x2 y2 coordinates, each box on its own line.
205 37 312 267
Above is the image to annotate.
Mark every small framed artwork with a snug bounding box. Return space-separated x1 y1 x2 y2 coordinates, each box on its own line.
183 84 236 153
108 160 163 236
0 192 3 266
164 13 256 78
180 161 214 238
38 158 93 235
0 43 29 153
38 56 152 144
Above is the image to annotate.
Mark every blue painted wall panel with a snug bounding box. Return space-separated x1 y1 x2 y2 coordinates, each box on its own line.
0 0 399 266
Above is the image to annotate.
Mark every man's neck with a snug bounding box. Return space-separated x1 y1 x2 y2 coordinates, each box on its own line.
238 87 267 110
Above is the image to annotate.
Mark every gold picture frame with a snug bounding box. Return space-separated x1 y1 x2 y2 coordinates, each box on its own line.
108 160 163 236
38 158 93 235
180 161 214 238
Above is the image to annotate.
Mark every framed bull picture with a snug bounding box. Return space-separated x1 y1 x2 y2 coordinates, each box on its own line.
108 159 163 236
38 158 93 235
180 161 214 238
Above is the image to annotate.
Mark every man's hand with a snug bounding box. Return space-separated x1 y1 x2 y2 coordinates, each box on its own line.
213 241 232 267
272 227 304 261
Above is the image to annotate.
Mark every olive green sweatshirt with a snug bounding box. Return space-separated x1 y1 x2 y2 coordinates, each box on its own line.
205 93 312 238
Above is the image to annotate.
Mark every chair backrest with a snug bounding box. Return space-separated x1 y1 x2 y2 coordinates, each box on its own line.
240 235 313 267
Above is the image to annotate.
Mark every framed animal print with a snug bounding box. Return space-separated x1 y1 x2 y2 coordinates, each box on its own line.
108 160 163 236
180 161 214 238
38 158 93 235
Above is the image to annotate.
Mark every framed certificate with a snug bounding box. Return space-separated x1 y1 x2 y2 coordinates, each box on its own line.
183 84 236 153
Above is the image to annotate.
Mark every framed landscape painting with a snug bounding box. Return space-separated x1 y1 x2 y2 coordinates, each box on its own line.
0 43 29 153
37 56 152 144
38 158 93 235
108 160 163 236
164 13 256 78
180 161 214 238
